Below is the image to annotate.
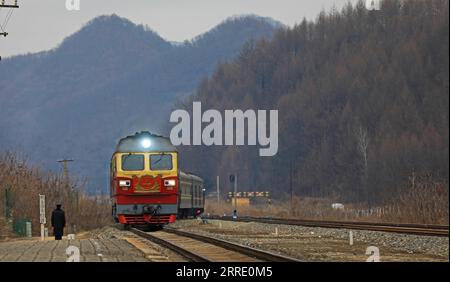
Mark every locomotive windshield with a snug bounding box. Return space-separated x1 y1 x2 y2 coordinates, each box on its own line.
122 154 144 171
150 154 173 171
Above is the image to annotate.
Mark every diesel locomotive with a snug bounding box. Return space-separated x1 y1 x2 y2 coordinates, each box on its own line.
110 131 204 227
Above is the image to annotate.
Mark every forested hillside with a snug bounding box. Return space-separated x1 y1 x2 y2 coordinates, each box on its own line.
0 14 280 192
179 0 449 206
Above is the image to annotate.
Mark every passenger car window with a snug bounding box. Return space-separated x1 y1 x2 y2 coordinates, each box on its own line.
122 154 144 171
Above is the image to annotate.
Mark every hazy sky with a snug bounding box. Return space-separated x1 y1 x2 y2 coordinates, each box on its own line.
0 0 357 58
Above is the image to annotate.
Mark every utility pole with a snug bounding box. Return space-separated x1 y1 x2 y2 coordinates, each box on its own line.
57 159 74 185
289 159 293 216
0 1 19 36
234 173 238 212
57 159 76 234
0 0 19 8
216 175 220 206
57 159 75 205
57 159 75 203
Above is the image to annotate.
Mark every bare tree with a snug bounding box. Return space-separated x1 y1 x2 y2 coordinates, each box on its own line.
356 125 369 171
355 124 370 205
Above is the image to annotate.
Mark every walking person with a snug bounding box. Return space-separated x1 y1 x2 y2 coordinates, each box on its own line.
51 204 66 240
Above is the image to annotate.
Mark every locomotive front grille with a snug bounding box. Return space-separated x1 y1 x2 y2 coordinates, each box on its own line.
121 214 173 225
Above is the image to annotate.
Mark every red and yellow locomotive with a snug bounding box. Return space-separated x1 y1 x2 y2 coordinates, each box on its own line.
110 131 204 228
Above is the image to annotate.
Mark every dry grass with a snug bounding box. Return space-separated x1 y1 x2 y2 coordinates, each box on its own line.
1 150 447 240
0 151 112 237
0 216 15 240
205 178 449 225
385 175 449 224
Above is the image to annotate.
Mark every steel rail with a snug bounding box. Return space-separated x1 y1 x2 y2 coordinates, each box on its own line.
130 227 210 262
131 227 301 262
163 227 301 262
206 216 449 237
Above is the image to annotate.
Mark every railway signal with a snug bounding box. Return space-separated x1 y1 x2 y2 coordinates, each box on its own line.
229 174 238 211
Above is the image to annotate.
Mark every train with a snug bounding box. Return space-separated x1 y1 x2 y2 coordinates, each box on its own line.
110 131 205 228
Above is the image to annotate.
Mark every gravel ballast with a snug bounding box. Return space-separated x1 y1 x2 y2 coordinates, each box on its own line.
171 219 449 262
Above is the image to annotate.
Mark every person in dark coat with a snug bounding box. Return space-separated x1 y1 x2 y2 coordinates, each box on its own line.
51 204 66 240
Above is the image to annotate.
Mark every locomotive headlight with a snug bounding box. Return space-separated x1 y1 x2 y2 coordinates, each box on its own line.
119 180 131 187
141 138 152 148
164 179 176 187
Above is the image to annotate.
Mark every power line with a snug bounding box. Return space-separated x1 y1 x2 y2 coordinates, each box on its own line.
0 9 11 35
1 8 14 31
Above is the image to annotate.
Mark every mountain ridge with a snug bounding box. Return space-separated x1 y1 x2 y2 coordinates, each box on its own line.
0 13 282 193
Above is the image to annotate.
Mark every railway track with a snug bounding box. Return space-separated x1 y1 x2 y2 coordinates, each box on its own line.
130 227 301 262
206 216 449 237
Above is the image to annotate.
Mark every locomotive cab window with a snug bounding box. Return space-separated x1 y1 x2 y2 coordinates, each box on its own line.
122 154 144 171
150 154 173 171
